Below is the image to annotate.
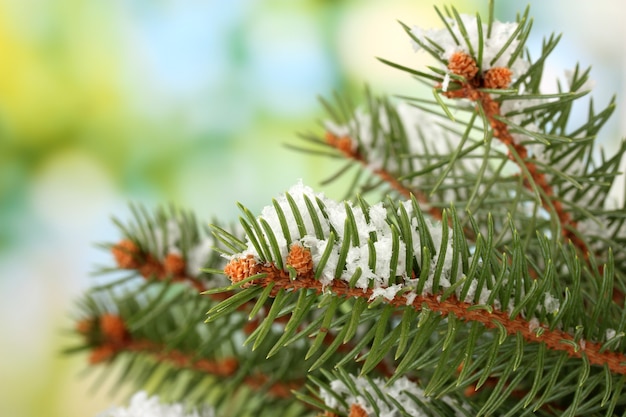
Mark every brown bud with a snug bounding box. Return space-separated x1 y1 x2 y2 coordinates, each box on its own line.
286 244 313 276
89 344 117 364
448 52 479 80
138 255 164 279
349 404 369 417
164 253 186 276
483 67 512 89
76 318 94 335
111 239 141 269
100 313 128 345
326 132 355 156
223 255 260 286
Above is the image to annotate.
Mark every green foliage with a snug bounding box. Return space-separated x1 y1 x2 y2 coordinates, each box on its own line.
68 2 626 416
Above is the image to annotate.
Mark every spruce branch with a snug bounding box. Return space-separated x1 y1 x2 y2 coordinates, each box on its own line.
305 7 621 271
70 283 320 414
222 257 626 374
68 3 626 416
110 239 208 292
208 179 626 414
72 205 379 415
75 312 302 400
325 130 440 219
440 51 589 258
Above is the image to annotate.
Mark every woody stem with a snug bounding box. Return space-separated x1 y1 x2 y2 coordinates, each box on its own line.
247 262 626 376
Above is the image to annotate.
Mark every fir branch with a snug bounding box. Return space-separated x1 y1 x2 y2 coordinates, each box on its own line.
440 51 589 258
211 182 626 414
325 131 441 220
314 91 537 245
71 4 626 416
221 259 626 376
79 208 385 412
75 313 304 401
111 239 208 292
311 370 474 417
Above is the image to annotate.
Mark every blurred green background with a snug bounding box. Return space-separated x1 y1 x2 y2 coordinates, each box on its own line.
0 1 623 416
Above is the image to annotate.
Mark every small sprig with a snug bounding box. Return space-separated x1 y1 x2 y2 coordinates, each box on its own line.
379 8 619 266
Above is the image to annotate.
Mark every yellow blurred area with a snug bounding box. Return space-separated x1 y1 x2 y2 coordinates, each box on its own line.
0 2 123 144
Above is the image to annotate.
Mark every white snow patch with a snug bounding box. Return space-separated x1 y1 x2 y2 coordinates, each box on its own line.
543 292 560 314
528 317 541 332
370 284 403 301
404 291 418 305
606 328 617 341
320 374 467 417
97 391 214 417
442 72 451 92
410 14 529 77
233 182 462 296
186 238 213 276
154 219 183 257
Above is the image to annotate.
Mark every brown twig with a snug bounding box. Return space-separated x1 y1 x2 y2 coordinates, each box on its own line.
110 239 391 375
325 132 443 221
110 239 237 299
76 313 301 400
224 256 626 376
442 52 589 258
324 52 589 259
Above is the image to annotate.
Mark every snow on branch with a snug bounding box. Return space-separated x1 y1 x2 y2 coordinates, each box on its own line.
324 101 464 172
410 12 529 78
224 181 571 319
228 180 458 298
97 391 214 417
319 374 467 417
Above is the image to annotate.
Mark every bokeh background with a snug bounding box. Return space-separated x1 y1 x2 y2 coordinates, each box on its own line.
0 1 624 416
